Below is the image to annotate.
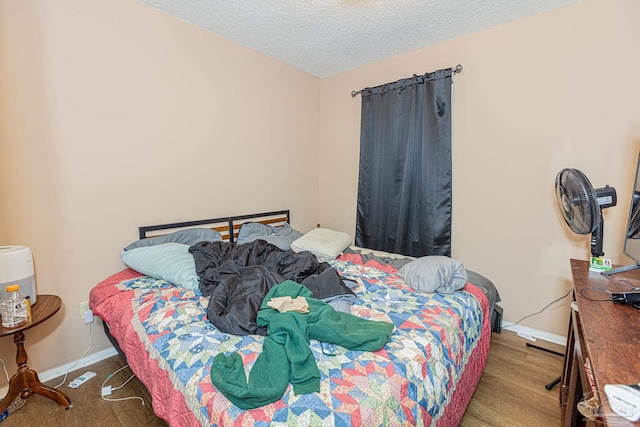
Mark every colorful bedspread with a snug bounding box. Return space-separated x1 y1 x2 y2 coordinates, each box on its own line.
90 258 490 426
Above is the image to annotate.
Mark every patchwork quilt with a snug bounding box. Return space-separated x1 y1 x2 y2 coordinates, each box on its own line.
90 258 490 426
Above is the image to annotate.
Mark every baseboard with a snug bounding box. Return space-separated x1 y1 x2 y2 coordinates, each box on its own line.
500 321 567 347
0 346 118 399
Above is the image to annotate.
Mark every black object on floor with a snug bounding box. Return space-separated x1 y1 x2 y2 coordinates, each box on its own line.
525 342 564 390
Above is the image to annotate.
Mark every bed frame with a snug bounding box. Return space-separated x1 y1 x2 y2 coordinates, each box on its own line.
137 210 290 242
94 208 491 425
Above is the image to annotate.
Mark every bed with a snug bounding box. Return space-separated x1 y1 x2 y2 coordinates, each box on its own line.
89 210 493 426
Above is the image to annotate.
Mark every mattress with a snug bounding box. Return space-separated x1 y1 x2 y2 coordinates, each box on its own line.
89 254 491 426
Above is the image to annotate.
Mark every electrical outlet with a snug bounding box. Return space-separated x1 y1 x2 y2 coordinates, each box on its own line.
79 301 90 320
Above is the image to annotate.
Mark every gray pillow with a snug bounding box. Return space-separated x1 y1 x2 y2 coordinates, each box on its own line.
255 235 295 250
124 228 223 251
398 256 468 294
273 223 304 240
236 223 273 243
236 222 303 250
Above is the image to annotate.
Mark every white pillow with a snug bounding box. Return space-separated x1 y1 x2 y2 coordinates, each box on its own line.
290 228 352 262
398 256 468 294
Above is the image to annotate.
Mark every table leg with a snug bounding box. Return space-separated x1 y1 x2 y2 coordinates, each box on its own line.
0 330 71 413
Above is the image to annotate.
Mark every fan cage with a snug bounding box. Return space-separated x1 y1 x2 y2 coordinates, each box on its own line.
555 168 599 235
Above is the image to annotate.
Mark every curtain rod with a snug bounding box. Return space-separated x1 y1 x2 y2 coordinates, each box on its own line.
351 64 463 97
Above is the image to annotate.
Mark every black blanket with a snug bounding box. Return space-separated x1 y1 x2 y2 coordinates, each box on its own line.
189 240 354 336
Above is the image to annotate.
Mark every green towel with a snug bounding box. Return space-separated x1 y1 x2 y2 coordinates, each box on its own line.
210 280 394 409
210 336 290 410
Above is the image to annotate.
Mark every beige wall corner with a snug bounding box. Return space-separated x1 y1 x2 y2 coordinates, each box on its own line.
0 0 320 388
318 0 640 336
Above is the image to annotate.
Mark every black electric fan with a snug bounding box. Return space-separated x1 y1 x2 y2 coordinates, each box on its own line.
555 168 617 257
535 168 619 392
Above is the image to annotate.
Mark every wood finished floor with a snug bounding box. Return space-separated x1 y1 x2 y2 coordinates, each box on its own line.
2 330 564 426
460 330 565 426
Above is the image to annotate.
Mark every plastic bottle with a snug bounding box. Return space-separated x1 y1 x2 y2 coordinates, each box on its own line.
25 296 32 323
0 395 26 422
1 285 28 329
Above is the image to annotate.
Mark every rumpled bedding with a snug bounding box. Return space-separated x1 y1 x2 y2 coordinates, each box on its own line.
189 240 355 336
90 255 491 427
341 247 502 328
210 280 395 410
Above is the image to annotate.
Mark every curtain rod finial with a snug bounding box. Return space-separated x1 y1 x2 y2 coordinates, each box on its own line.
453 64 463 74
351 90 359 97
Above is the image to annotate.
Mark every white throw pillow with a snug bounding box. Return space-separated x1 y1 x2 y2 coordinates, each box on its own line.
290 228 352 262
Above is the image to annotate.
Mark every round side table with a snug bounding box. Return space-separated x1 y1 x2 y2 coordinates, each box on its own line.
0 294 71 412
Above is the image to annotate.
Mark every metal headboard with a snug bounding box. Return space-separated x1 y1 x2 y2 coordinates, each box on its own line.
137 210 290 243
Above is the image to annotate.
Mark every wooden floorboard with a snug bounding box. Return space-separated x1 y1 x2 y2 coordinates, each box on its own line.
460 330 565 426
1 330 564 426
1 355 167 427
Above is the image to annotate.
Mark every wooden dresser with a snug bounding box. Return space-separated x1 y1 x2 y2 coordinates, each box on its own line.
562 259 640 426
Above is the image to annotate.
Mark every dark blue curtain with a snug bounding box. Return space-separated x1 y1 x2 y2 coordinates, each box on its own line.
355 69 453 257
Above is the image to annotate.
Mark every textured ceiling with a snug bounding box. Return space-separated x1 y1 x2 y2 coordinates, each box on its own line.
137 0 581 78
